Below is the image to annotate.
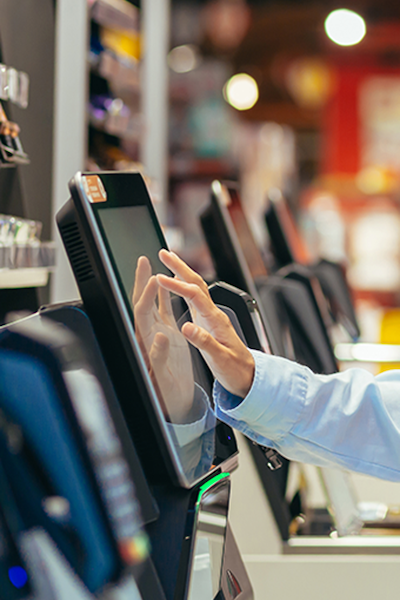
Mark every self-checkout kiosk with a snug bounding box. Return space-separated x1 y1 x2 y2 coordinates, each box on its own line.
263 190 400 371
200 181 338 376
199 183 335 539
53 171 254 600
199 179 400 556
0 170 254 600
264 188 360 342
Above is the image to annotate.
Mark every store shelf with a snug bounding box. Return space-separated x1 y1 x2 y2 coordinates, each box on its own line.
88 0 142 170
0 267 52 289
0 240 56 288
0 242 56 270
89 50 140 92
88 113 141 141
90 0 139 33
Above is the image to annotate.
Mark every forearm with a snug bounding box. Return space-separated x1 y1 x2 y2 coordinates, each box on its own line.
214 350 400 481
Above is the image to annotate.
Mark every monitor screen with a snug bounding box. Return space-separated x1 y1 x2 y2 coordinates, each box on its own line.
95 205 171 304
58 171 237 489
201 180 277 355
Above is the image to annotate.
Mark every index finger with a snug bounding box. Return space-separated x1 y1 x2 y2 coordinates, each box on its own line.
157 274 218 322
159 249 209 295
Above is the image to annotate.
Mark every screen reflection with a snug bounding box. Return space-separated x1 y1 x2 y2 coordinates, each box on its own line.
132 256 195 424
94 193 216 484
131 255 216 482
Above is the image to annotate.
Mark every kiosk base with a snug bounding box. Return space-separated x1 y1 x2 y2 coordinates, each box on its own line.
148 475 253 600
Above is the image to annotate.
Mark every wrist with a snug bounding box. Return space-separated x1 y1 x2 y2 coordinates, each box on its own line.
223 350 255 399
237 351 255 398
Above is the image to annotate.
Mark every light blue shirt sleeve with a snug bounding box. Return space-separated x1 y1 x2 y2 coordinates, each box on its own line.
213 349 400 482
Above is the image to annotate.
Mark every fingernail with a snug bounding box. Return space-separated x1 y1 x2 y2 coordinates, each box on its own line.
183 322 197 337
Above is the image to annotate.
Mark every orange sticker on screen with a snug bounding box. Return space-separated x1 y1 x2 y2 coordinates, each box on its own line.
82 175 107 203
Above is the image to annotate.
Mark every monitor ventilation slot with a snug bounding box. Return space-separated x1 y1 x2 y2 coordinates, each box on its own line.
60 222 95 283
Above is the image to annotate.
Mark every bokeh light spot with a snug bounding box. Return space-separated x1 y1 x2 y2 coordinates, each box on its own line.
325 9 366 46
223 73 259 111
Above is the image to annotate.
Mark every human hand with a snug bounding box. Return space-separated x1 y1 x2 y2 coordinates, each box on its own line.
132 256 195 423
157 249 255 398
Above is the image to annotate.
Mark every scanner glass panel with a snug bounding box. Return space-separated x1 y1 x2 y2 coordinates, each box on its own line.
187 477 230 600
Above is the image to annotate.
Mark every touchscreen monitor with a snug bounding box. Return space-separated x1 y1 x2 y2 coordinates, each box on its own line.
265 191 360 340
201 180 279 355
200 181 259 301
57 171 238 489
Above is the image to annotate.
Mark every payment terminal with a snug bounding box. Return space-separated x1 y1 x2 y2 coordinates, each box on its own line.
0 315 151 598
0 466 31 599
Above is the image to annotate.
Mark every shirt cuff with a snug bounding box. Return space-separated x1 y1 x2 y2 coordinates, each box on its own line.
213 349 308 447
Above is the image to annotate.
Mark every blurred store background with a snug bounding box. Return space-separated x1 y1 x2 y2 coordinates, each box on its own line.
84 0 400 361
2 5 400 599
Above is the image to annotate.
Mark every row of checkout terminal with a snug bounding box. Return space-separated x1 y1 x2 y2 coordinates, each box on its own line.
1 170 399 600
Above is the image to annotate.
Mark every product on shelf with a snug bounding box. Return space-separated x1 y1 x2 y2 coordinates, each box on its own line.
0 215 56 271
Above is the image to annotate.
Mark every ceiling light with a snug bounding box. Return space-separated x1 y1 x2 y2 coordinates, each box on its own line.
223 73 259 111
324 9 366 46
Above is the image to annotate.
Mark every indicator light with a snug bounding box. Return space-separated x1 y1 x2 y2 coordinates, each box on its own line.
8 566 28 589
